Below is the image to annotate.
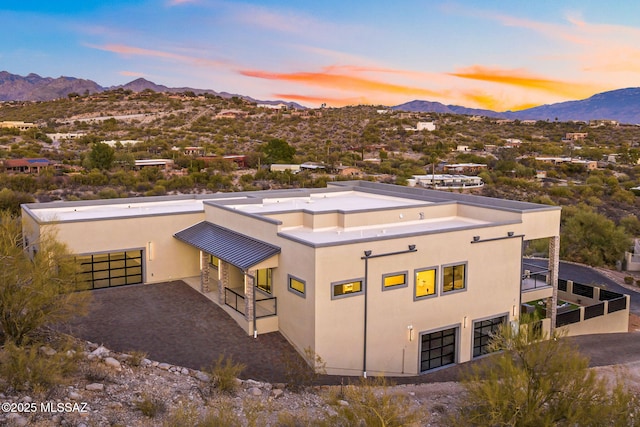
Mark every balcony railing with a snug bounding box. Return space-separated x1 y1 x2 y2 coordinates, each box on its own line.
224 287 277 318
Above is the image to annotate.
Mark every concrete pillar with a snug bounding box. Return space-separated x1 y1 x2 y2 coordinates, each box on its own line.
245 272 255 321
200 251 210 293
546 235 560 332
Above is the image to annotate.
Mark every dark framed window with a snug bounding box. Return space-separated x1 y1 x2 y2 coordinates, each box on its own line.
76 250 143 290
288 275 306 297
256 268 272 294
442 263 466 293
415 267 437 299
332 279 364 299
382 271 408 291
473 315 507 358
420 327 457 372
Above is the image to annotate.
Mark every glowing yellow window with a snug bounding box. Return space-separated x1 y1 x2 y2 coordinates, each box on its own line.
415 268 436 298
289 277 305 295
383 273 407 288
333 280 362 298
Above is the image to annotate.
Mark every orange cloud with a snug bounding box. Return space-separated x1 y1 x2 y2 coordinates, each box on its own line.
449 65 606 100
90 44 229 68
119 71 146 77
239 68 446 98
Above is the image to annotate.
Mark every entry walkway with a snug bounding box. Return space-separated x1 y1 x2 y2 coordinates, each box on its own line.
65 280 640 385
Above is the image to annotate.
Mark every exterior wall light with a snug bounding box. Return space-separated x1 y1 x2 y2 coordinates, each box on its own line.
473 236 480 242
508 231 515 237
407 324 414 341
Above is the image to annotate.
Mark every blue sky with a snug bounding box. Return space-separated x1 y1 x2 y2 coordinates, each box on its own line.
2 1 640 109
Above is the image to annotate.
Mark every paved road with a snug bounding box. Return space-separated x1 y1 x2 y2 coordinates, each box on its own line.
523 258 640 315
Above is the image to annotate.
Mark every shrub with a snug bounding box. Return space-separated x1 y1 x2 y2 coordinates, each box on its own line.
135 394 166 418
624 276 634 285
126 349 148 367
283 347 326 392
329 377 426 427
204 354 245 394
0 340 80 393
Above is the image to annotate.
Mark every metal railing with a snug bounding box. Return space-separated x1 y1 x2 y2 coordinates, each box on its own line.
224 287 278 318
224 287 245 315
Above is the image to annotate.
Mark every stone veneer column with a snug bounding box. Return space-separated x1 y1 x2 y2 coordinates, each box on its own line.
200 251 210 293
219 262 230 305
244 271 255 321
546 235 560 332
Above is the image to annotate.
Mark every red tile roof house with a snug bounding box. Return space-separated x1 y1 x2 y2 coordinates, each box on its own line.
2 158 51 174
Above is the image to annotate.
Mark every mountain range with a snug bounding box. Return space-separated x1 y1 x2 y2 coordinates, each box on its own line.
1 71 639 124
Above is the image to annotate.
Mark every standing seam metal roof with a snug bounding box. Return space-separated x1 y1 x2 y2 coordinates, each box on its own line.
174 221 280 270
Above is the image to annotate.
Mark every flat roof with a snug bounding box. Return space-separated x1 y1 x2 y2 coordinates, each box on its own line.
226 191 428 214
279 216 491 245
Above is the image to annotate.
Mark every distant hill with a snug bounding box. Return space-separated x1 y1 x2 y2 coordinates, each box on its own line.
0 71 304 109
393 88 640 124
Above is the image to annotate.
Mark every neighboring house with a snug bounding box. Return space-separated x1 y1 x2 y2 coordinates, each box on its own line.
2 158 50 173
625 239 640 272
443 163 487 174
22 181 570 377
0 121 36 130
134 159 174 171
416 122 436 131
535 157 598 170
270 164 301 173
409 174 484 189
336 166 363 177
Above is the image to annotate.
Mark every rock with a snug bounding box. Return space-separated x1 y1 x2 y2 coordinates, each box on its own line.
158 362 171 370
39 346 57 356
273 383 286 390
181 367 189 375
21 396 32 403
338 399 350 406
90 345 109 358
104 357 122 371
141 358 152 367
271 389 284 399
6 414 28 427
194 371 211 382
249 387 262 396
85 383 104 391
69 391 82 400
244 379 262 387
108 402 123 409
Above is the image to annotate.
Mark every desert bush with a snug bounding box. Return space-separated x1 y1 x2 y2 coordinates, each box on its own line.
283 347 326 392
0 340 80 393
126 349 148 367
328 377 426 427
164 402 242 427
135 394 166 418
624 276 634 285
204 354 245 394
455 314 640 426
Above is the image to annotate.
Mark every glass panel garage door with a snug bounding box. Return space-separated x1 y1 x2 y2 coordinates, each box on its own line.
76 250 143 290
420 327 457 372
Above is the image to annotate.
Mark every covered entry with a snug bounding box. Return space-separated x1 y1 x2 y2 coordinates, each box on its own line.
174 222 281 335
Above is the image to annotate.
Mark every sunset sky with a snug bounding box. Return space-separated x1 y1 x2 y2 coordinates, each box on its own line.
2 1 640 110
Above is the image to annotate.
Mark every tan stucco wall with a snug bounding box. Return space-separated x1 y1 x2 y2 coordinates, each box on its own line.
312 227 523 376
33 213 203 284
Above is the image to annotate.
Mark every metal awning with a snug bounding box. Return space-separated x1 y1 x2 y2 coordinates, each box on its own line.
174 221 280 270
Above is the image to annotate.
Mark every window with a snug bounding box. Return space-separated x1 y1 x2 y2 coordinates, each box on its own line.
382 271 408 291
415 267 437 299
420 327 457 372
76 250 143 290
209 255 220 270
442 263 466 293
332 279 363 299
288 275 306 297
473 315 507 358
256 268 272 294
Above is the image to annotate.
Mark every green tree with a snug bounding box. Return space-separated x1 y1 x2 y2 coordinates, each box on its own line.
457 315 639 426
560 204 630 267
88 142 115 170
0 211 88 345
262 138 296 164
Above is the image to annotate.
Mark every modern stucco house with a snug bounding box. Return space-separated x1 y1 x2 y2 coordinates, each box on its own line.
22 181 565 376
